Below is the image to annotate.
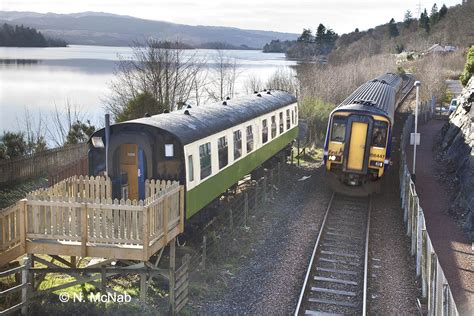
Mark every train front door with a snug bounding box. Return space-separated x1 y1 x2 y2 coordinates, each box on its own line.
119 144 146 200
347 121 368 171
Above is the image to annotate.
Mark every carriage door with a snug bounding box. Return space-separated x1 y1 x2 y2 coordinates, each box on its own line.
346 116 372 172
119 144 146 200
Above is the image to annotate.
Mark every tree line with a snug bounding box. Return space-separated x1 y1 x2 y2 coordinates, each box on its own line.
263 23 338 59
0 23 67 47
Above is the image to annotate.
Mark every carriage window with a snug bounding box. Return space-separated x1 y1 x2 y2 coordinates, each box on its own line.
372 122 388 147
279 112 284 133
188 155 194 182
199 142 212 179
286 109 291 129
234 130 242 160
165 144 174 158
262 119 268 143
271 115 277 138
246 125 254 153
331 117 346 142
291 110 295 125
218 136 228 169
295 106 298 121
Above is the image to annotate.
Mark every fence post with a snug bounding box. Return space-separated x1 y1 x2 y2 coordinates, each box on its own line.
263 176 268 203
169 238 176 315
202 236 207 270
21 256 30 315
254 181 259 211
416 208 423 277
80 203 88 257
277 162 281 186
19 199 27 253
244 193 249 228
229 208 234 235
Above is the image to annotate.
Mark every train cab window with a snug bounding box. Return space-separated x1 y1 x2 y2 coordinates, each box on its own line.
188 155 194 182
199 142 212 179
218 136 228 169
234 130 242 160
286 109 290 129
331 117 346 142
271 115 277 138
372 122 388 147
279 112 284 133
262 119 268 143
246 125 254 153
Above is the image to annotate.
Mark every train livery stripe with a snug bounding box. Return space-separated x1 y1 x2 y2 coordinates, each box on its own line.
185 126 298 218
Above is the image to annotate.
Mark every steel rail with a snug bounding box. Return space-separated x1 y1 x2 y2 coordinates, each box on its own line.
294 192 335 315
362 196 372 315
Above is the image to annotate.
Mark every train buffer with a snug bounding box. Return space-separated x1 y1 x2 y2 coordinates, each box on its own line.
0 175 185 267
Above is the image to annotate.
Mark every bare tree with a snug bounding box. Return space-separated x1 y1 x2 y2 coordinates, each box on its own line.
107 40 204 118
244 74 263 93
265 67 299 94
205 49 240 101
47 101 91 147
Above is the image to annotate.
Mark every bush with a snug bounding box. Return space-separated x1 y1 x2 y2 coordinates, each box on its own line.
298 98 335 145
460 45 474 86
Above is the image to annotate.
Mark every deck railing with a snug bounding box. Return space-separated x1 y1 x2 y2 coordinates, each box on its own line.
0 176 184 267
399 115 459 315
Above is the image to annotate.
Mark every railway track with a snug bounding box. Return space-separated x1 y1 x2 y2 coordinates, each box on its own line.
295 192 372 315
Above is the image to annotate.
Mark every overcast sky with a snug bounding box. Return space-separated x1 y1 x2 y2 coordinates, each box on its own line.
1 0 463 34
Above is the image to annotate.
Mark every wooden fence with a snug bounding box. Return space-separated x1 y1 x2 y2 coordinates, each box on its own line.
399 115 459 315
0 176 184 267
48 156 88 186
0 143 88 184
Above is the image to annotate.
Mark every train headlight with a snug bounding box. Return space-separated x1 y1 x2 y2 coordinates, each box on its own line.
370 160 384 168
328 155 342 162
329 155 336 161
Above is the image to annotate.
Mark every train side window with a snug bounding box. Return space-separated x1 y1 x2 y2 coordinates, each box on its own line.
218 136 228 169
279 112 284 133
291 110 295 125
199 142 212 179
286 109 290 129
372 122 388 147
271 115 277 138
295 106 298 121
246 125 253 153
262 119 268 143
331 117 346 142
234 130 242 160
188 155 194 182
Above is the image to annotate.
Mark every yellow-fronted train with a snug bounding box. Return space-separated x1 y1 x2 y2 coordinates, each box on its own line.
323 73 411 195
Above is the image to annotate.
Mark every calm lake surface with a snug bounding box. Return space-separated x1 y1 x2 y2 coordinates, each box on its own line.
0 45 295 133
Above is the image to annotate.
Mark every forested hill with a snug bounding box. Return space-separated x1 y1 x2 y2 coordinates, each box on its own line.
0 23 67 47
263 1 474 62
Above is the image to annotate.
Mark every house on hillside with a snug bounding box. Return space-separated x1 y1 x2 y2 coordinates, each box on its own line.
424 44 458 55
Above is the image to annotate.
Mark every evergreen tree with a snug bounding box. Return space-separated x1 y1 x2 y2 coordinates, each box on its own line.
419 9 430 32
439 4 448 19
430 4 440 26
388 18 399 37
403 10 413 28
297 28 313 42
65 121 96 144
355 28 359 33
316 24 326 44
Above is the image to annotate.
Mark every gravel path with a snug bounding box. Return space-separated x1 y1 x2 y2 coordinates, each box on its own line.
197 163 333 315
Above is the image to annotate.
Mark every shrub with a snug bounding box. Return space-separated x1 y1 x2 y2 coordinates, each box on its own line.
460 45 474 86
298 98 335 145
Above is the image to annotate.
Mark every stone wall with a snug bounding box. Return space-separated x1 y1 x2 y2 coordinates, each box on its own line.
439 77 474 240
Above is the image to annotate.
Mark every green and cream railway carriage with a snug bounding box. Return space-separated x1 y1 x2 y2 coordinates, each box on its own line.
89 91 298 219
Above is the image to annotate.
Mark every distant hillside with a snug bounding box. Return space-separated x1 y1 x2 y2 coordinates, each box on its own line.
0 11 298 48
329 1 474 64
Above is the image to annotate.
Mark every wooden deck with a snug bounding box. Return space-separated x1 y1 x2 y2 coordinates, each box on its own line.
0 176 184 267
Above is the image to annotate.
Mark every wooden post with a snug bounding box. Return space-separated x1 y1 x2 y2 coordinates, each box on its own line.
21 256 30 316
179 186 185 233
202 236 207 270
19 199 27 253
244 193 249 228
80 203 87 257
143 206 149 261
169 239 176 315
140 270 147 302
70 256 77 268
28 254 34 293
101 265 107 295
